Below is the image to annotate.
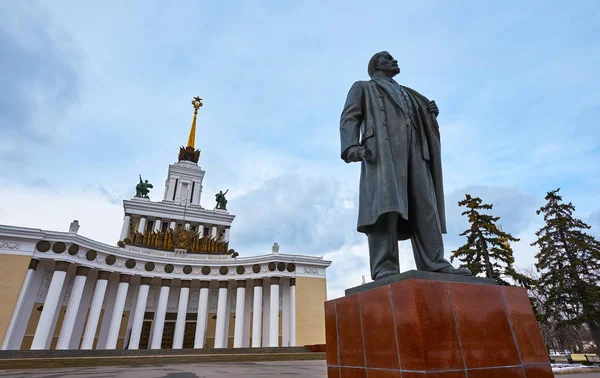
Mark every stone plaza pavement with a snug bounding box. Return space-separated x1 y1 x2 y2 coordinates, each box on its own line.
0 360 325 378
0 361 598 378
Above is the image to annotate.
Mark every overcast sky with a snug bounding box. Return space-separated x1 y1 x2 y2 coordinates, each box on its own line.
1 1 599 299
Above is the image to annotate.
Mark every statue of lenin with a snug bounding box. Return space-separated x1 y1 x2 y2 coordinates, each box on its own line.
340 51 471 281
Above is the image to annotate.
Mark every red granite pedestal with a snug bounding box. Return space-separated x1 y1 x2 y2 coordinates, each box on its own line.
325 271 553 378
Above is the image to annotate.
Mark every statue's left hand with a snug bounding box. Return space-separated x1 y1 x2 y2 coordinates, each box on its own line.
427 101 439 117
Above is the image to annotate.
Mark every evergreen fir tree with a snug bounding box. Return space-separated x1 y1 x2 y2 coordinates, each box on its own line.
532 188 600 350
451 194 524 285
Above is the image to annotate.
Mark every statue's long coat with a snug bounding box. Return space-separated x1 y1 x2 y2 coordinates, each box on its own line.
340 79 447 239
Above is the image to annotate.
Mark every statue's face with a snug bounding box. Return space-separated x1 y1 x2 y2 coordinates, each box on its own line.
376 52 400 77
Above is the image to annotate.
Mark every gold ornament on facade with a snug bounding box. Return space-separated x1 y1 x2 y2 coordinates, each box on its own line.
125 226 231 255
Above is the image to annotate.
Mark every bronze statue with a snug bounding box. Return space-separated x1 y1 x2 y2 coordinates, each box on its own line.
340 51 471 280
135 175 153 198
215 189 229 210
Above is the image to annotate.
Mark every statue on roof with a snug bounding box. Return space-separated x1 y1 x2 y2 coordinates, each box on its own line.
215 189 229 210
135 175 153 198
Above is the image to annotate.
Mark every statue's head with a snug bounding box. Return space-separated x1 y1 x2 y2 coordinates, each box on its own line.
368 51 400 78
144 180 148 184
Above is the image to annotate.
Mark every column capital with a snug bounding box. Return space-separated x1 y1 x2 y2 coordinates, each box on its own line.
140 277 152 285
119 274 132 283
290 278 296 286
218 281 229 289
97 270 111 280
200 280 211 289
76 266 90 276
270 277 281 285
55 261 71 272
236 280 247 288
253 279 263 286
161 279 172 287
28 259 40 271
181 280 191 288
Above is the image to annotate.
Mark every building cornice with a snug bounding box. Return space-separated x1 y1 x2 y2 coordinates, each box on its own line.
0 225 331 281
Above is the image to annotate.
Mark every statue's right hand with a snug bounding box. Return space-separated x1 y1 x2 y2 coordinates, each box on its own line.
346 146 372 162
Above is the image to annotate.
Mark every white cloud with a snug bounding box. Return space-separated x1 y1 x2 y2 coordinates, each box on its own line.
0 186 122 245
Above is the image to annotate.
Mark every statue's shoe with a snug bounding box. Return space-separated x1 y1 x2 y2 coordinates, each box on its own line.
373 269 399 281
435 266 472 276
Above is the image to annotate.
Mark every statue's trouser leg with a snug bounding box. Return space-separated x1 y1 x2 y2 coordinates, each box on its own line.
367 212 400 280
406 125 453 272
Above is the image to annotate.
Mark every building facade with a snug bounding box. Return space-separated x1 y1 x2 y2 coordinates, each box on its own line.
0 99 331 351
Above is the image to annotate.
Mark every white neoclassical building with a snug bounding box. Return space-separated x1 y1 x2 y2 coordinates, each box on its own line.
0 98 331 351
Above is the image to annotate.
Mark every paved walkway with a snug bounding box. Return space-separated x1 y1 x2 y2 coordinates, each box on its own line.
0 361 598 377
0 360 325 378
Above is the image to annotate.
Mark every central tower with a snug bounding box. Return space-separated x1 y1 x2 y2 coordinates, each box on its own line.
163 96 205 206
118 97 235 254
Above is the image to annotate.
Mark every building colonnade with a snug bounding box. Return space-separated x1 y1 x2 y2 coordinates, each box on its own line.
3 259 296 351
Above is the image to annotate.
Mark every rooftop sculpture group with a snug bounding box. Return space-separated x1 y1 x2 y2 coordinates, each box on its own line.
135 175 153 198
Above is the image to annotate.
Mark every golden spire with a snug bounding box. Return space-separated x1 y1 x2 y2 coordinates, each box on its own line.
187 96 203 148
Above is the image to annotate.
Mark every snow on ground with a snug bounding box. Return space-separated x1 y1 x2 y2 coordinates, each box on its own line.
552 363 599 373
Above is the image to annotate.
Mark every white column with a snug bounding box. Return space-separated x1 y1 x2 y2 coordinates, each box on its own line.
165 178 176 201
97 273 119 348
137 217 147 233
56 267 89 349
223 229 230 242
281 278 290 347
81 271 110 350
251 279 263 348
46 270 71 350
31 261 70 350
68 270 97 349
150 279 171 349
184 223 191 230
169 221 176 230
198 226 204 238
213 281 229 348
222 286 233 347
2 259 40 350
192 181 202 205
242 280 253 347
194 281 210 349
262 279 270 347
153 219 161 232
233 281 246 348
211 226 218 238
123 278 140 349
120 215 131 241
105 275 131 349
269 278 280 347
128 277 151 349
290 279 296 346
172 280 190 349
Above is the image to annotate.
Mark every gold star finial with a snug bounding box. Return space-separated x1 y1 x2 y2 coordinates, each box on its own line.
187 96 203 148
